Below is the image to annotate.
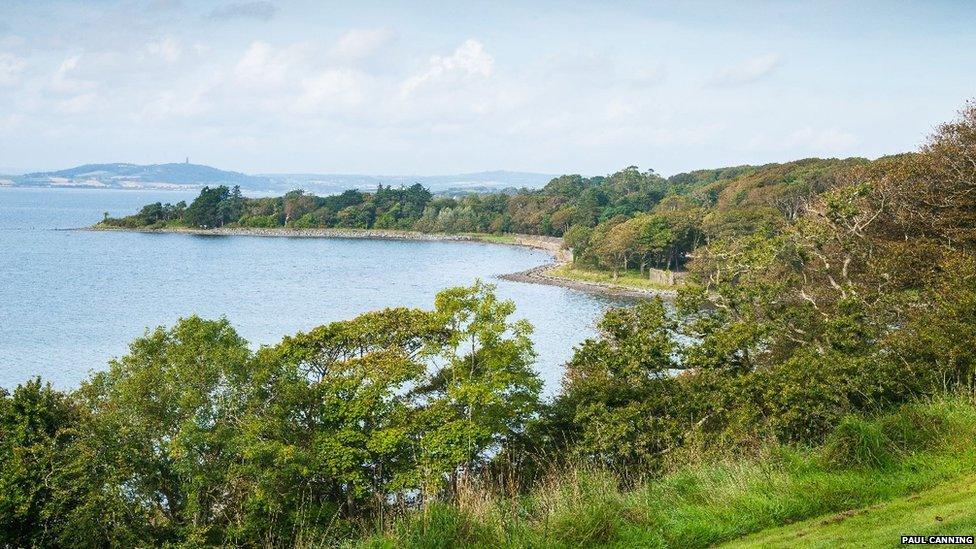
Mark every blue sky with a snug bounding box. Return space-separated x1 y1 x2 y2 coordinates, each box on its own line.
0 0 974 175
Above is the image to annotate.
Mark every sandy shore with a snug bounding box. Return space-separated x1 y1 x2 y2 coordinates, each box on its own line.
89 225 667 298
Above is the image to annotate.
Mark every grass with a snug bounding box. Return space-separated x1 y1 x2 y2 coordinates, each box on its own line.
546 263 681 292
723 475 976 548
463 233 520 245
351 397 976 548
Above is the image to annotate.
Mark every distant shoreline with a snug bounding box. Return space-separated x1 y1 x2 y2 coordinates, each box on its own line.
87 225 672 298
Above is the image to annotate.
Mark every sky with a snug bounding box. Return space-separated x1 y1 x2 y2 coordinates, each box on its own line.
0 0 974 176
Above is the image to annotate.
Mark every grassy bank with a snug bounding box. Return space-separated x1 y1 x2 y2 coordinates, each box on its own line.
462 232 519 245
351 397 976 548
724 475 976 548
545 263 681 292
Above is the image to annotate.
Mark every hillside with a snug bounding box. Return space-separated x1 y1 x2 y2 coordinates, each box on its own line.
258 170 556 194
11 162 271 191
5 164 556 193
723 476 976 548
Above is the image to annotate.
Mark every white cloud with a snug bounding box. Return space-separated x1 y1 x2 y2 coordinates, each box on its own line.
400 39 494 96
147 36 182 64
0 5 902 176
0 52 27 87
787 126 859 152
51 55 94 92
0 35 26 49
742 126 859 153
331 28 393 62
57 92 98 114
139 85 212 119
233 41 307 89
0 113 24 134
631 66 667 86
221 41 371 117
710 53 781 86
295 69 365 112
208 1 277 21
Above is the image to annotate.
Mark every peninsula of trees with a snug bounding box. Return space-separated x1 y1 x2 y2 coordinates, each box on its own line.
101 155 869 278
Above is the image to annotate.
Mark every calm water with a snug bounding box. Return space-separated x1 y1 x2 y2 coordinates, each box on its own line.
1 187 625 393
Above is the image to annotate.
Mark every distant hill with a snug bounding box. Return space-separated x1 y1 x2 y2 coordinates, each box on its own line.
259 170 557 194
11 163 271 191
5 164 556 193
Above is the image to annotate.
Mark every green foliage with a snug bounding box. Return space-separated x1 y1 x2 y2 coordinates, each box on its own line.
0 379 81 546
76 316 253 543
360 397 976 549
822 416 895 469
0 284 541 547
421 283 541 490
183 184 244 228
551 299 687 468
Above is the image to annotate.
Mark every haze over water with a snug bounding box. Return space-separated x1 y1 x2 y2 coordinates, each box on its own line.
0 187 624 393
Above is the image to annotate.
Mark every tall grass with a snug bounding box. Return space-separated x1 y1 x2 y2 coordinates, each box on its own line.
348 396 976 548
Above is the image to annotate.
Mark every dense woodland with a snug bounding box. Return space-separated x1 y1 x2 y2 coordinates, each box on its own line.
5 101 976 546
103 154 866 277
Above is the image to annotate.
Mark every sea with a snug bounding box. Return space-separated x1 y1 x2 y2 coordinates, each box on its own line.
0 187 627 394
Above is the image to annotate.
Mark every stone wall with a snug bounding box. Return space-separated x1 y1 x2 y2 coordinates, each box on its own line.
646 268 687 287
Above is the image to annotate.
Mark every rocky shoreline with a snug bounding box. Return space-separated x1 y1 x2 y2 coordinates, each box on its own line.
91 225 495 242
88 225 666 298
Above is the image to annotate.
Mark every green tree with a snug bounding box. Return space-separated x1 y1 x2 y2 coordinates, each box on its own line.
419 282 541 495
76 316 252 544
554 299 683 467
563 224 593 263
227 308 445 541
0 380 81 546
184 185 231 228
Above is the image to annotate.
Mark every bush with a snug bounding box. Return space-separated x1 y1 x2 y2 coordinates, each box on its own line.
822 416 896 469
379 503 499 549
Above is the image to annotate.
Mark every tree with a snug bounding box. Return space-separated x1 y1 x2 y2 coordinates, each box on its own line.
549 205 577 235
910 100 976 249
593 216 639 278
0 380 82 546
554 299 684 467
233 308 445 539
76 316 252 543
282 189 316 224
563 224 593 263
184 186 231 228
217 185 245 225
418 282 541 495
630 214 672 274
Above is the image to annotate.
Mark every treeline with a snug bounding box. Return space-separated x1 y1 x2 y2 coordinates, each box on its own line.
8 101 976 546
102 157 864 278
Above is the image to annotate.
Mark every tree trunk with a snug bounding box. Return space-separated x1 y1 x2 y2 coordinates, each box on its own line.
449 470 459 501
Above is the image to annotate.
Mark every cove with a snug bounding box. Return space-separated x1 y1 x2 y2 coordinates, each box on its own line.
0 187 626 393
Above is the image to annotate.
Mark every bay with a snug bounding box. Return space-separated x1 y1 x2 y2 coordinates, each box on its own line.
0 187 625 393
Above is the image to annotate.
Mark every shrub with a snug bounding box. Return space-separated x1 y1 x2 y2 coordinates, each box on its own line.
822 416 895 469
